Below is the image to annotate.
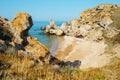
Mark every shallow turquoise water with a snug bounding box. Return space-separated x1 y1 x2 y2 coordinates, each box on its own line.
29 21 64 55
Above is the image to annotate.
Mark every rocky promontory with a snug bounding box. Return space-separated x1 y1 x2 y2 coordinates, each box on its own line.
62 4 120 42
0 12 51 64
44 20 64 36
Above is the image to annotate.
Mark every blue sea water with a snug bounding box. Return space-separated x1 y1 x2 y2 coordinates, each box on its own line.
29 21 64 55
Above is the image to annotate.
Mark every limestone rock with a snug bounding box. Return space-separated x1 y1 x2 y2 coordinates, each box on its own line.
50 19 55 27
0 17 13 41
10 12 33 44
0 17 10 27
60 4 120 42
45 20 64 36
0 12 51 64
25 36 49 60
56 29 64 36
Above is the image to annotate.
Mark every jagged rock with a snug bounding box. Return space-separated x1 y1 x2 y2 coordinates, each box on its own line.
0 17 13 41
0 17 10 27
43 4 120 42
60 4 120 42
0 12 51 64
45 20 64 36
50 19 55 27
10 12 33 44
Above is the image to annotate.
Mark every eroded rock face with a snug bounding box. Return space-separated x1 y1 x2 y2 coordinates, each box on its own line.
0 12 51 64
0 17 13 41
61 4 120 42
43 4 120 41
10 12 33 45
25 36 49 60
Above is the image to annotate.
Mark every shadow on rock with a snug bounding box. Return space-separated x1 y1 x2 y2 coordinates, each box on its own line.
49 56 81 70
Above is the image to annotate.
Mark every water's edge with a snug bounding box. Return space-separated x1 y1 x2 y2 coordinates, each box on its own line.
29 21 64 55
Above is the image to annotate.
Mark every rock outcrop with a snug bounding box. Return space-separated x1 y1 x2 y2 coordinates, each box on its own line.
61 4 120 42
10 12 33 45
43 4 120 42
45 20 64 36
0 12 50 64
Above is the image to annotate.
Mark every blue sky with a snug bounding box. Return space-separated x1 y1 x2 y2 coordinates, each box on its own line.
0 0 120 21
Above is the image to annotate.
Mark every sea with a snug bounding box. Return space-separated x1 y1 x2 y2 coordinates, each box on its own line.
29 21 64 55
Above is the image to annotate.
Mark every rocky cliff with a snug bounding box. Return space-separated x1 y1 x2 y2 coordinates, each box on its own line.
45 4 120 43
61 4 120 42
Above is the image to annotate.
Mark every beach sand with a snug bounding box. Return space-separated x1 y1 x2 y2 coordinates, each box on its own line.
55 36 116 69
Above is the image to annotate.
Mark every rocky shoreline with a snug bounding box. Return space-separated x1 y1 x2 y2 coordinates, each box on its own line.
0 3 120 80
43 4 120 42
42 4 120 69
0 12 81 72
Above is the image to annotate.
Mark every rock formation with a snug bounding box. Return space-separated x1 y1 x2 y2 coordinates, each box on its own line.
61 4 120 42
45 20 64 36
43 4 120 43
0 12 50 64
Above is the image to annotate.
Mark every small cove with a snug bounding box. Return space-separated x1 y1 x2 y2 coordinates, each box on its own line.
29 21 64 55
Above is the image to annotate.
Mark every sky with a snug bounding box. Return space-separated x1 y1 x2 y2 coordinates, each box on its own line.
0 0 120 21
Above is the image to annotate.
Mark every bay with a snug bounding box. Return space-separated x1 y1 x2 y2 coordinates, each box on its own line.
29 21 64 55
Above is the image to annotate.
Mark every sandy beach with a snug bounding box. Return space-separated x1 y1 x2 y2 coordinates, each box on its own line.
55 36 117 69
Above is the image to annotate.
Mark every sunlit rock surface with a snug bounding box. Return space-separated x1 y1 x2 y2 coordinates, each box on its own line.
0 12 50 63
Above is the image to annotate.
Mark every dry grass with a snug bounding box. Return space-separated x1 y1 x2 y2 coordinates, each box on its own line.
0 53 120 80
